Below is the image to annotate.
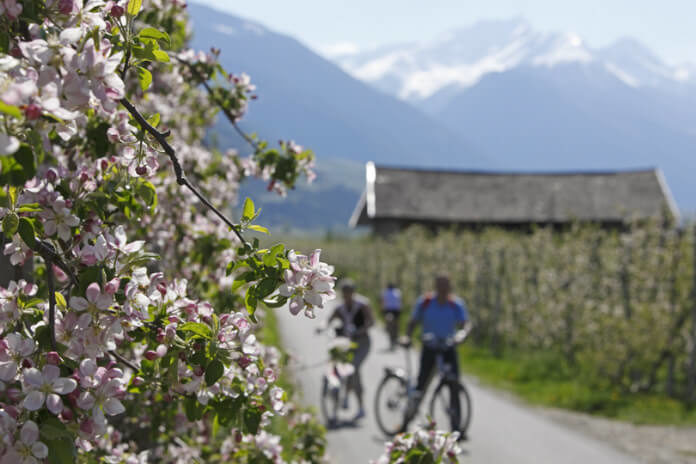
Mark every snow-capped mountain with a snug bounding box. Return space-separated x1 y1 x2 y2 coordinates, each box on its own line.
329 19 695 102
325 19 696 213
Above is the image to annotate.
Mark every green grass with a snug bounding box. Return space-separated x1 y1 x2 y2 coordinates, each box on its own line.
458 344 696 426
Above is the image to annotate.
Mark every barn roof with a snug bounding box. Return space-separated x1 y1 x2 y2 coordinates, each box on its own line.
349 163 679 227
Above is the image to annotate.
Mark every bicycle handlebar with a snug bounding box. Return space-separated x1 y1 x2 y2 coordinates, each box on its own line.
421 330 470 350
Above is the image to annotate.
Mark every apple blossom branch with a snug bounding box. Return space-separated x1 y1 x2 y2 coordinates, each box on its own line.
119 97 250 248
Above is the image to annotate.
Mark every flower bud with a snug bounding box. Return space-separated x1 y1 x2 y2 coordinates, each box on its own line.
7 388 22 402
156 344 167 358
46 168 58 183
45 351 62 365
59 0 75 15
132 376 144 386
144 350 159 361
61 408 74 421
24 103 41 120
80 419 95 435
110 4 125 17
105 278 120 295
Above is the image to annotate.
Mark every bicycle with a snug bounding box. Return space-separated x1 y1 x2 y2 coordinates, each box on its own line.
316 323 357 428
374 331 472 438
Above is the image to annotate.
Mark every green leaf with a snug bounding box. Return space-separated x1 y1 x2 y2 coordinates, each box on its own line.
216 397 243 426
179 322 213 339
0 101 21 118
0 144 37 186
35 326 52 350
153 49 169 62
2 212 18 236
242 197 254 221
136 181 157 207
256 278 278 299
247 224 269 234
0 29 8 54
40 417 72 440
244 287 258 319
44 437 76 464
127 0 142 16
184 396 205 421
17 217 37 250
205 359 224 387
243 407 262 434
54 292 67 308
262 296 288 309
137 66 152 91
17 203 41 212
146 112 160 128
138 27 171 47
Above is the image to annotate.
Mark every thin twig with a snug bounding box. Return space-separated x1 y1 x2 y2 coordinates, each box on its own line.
36 241 76 352
37 240 78 286
45 265 57 351
110 350 140 372
119 97 249 247
175 57 261 153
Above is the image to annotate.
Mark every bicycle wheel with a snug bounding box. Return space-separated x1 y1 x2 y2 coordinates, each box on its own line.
320 375 340 426
374 373 408 436
428 380 472 435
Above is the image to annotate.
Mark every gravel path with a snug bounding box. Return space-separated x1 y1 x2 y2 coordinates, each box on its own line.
278 308 650 463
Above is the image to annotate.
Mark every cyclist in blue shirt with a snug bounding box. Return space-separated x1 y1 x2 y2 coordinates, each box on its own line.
404 274 471 431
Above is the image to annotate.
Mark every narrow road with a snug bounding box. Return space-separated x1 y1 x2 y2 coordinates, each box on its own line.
277 308 639 463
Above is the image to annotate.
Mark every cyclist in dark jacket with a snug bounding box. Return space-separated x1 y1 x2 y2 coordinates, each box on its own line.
326 279 375 421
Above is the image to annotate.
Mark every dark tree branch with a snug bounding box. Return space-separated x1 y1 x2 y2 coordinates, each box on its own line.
119 97 250 247
110 350 140 372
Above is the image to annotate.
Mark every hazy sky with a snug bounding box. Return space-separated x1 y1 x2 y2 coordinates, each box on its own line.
195 0 696 64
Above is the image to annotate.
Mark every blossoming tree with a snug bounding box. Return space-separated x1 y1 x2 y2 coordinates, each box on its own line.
0 0 338 462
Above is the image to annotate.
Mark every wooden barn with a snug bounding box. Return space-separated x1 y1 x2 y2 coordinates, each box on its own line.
349 162 679 235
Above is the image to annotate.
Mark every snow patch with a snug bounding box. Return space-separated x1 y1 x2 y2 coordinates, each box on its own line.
320 41 360 58
604 62 640 87
214 24 237 35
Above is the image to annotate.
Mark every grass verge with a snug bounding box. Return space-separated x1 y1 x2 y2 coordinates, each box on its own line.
458 344 696 425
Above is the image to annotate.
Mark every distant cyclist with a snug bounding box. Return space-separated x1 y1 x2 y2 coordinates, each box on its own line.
404 274 471 432
381 283 402 350
326 278 375 421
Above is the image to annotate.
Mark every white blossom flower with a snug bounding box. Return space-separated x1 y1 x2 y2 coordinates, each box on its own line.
0 333 36 382
22 365 77 414
1 420 49 464
41 199 80 241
